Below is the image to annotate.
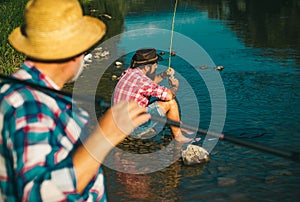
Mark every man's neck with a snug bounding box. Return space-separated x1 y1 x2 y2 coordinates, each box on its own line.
31 61 69 89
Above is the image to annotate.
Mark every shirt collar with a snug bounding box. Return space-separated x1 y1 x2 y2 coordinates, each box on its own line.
17 60 60 90
127 67 144 75
11 61 73 104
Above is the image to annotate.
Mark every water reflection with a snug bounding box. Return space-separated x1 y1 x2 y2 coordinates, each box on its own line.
82 0 299 65
105 159 207 202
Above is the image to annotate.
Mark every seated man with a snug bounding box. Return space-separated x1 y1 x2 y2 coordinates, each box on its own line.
113 48 193 143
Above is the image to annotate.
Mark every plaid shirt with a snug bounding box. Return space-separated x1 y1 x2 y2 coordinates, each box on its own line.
0 61 106 202
113 68 168 107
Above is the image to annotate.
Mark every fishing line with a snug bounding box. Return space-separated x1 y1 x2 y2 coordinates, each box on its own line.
1 73 299 162
167 0 178 76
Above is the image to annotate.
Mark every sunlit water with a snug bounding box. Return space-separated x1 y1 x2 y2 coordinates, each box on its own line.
79 2 300 201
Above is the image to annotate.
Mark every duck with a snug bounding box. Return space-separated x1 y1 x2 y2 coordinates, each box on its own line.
215 66 224 71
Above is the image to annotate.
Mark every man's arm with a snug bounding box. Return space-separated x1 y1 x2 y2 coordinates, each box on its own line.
7 98 148 200
73 101 150 193
153 68 175 84
165 77 179 100
153 71 168 83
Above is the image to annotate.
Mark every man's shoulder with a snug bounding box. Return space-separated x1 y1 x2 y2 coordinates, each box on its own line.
0 82 61 111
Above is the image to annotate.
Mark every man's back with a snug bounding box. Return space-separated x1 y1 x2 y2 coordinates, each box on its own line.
0 62 106 201
113 68 168 107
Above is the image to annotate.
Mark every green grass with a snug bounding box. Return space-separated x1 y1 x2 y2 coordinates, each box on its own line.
0 0 92 75
0 0 27 74
0 0 100 75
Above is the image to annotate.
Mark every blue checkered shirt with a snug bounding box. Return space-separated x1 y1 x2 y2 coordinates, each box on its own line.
0 61 107 201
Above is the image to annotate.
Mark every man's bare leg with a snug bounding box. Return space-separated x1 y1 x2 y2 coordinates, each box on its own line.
157 100 193 143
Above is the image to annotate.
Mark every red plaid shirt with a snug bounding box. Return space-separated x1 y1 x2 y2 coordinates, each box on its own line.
113 68 168 107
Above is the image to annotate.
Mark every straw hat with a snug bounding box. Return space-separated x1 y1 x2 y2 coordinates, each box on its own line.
9 0 106 61
131 48 163 68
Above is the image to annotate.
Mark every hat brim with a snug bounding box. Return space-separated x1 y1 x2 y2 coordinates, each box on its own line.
133 54 163 65
9 16 106 61
157 54 163 61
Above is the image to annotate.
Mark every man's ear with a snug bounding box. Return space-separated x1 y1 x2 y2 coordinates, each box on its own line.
68 55 82 69
71 54 83 63
144 65 149 72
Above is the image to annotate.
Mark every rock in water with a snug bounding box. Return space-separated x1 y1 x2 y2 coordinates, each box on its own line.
115 61 123 67
111 75 118 81
84 53 92 62
181 144 210 165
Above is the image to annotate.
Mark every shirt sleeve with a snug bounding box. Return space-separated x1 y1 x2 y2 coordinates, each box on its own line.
142 78 169 100
7 100 104 201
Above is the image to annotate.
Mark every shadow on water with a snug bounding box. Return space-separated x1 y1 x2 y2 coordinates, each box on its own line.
78 0 300 201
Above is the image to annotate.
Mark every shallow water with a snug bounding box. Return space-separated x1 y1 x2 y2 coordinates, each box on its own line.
80 0 300 201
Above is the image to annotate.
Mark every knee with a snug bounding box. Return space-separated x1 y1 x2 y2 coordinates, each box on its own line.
168 99 178 110
157 99 177 112
168 99 177 105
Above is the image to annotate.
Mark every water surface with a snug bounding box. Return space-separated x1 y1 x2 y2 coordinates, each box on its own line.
81 0 300 201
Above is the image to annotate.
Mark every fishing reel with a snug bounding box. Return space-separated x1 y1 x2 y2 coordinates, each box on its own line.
167 67 176 88
167 67 175 79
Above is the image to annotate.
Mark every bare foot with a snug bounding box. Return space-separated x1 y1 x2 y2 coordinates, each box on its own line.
175 136 193 143
181 127 194 135
174 131 201 143
174 131 193 143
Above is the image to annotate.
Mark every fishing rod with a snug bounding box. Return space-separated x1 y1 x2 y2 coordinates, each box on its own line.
150 116 300 162
0 73 110 108
166 0 178 88
1 73 299 162
168 0 178 72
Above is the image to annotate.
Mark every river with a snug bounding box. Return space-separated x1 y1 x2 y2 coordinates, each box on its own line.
77 0 300 201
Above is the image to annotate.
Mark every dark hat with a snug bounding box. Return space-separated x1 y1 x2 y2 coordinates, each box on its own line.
131 48 163 68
